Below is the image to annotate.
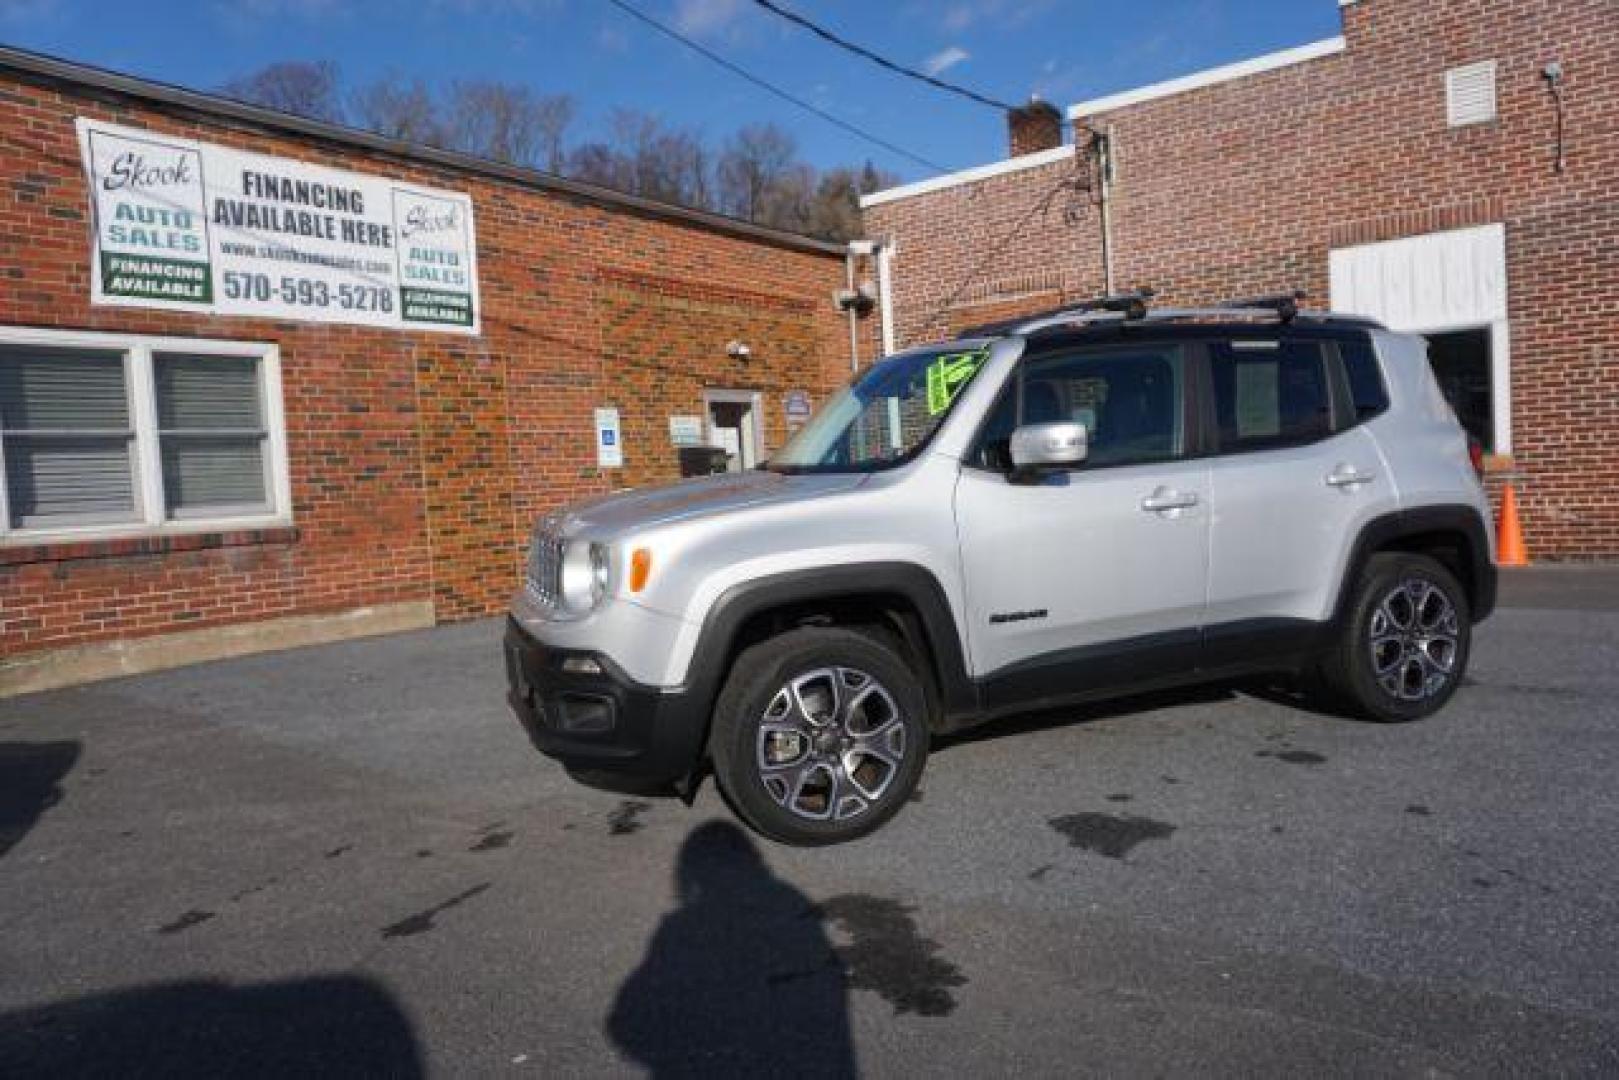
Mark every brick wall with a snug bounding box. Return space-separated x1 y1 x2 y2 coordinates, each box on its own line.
0 66 860 659
865 0 1619 559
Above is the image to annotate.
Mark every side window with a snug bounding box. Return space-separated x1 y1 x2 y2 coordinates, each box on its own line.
973 344 1186 470
1338 338 1390 421
1209 340 1333 453
974 380 1020 471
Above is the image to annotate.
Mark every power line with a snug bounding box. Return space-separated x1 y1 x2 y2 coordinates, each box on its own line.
602 0 949 174
749 0 1018 113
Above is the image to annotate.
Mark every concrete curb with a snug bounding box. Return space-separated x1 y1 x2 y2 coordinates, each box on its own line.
1 601 437 698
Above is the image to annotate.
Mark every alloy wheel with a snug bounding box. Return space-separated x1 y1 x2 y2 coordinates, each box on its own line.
755 666 906 822
1368 577 1461 701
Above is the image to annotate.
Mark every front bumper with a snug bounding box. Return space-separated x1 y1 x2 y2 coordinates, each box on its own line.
503 618 710 792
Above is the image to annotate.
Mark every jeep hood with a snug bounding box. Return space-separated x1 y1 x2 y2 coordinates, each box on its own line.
559 470 868 536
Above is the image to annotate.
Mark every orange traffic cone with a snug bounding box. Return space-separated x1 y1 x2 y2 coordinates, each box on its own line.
1496 483 1530 567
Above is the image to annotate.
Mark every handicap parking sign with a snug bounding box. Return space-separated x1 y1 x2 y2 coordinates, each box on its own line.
594 407 623 468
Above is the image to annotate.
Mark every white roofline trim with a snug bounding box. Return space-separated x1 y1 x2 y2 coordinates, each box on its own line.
859 144 1075 209
1067 36 1346 119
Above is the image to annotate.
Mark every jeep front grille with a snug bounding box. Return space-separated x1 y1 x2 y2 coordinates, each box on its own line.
527 529 564 607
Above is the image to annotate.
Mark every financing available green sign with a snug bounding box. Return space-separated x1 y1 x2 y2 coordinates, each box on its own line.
83 131 213 304
100 251 213 304
925 349 988 415
76 118 481 334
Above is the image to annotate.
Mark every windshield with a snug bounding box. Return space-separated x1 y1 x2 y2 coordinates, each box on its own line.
768 346 991 473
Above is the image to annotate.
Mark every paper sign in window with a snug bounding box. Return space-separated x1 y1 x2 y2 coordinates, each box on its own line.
1234 361 1280 439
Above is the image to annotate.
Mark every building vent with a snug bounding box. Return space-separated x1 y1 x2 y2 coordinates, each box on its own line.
1446 61 1498 127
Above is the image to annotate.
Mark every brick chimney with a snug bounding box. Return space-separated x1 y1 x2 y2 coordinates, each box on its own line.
1007 98 1064 157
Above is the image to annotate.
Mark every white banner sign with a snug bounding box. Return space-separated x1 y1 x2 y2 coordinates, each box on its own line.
76 118 481 334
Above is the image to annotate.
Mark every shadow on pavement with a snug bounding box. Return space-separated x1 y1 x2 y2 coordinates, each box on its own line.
0 740 80 859
607 821 856 1078
934 683 1241 752
0 975 423 1078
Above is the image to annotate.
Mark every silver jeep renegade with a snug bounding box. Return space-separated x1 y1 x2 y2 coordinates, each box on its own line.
505 294 1496 846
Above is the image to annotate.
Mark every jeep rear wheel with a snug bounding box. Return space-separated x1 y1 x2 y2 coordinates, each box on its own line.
1320 552 1471 722
710 627 928 846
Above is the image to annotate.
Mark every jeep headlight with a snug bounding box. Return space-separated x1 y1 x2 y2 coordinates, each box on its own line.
559 541 610 614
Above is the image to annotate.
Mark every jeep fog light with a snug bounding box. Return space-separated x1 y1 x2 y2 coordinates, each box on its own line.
559 541 609 613
561 655 603 675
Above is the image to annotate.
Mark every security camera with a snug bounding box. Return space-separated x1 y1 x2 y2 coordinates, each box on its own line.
833 286 877 314
726 340 752 361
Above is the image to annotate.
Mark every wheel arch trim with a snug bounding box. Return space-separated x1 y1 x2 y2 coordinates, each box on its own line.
679 562 978 738
1332 505 1497 626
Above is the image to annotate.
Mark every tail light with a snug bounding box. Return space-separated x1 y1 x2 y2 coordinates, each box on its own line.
1467 436 1485 480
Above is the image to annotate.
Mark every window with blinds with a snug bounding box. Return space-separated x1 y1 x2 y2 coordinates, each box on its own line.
155 353 269 515
0 332 287 541
0 346 137 528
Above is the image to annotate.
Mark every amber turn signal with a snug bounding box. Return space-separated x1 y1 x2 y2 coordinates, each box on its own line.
629 548 653 593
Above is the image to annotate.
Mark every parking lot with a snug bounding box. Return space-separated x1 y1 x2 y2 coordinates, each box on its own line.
3 568 1618 1076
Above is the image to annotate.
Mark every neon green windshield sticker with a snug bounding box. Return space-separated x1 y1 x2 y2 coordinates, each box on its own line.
925 350 987 415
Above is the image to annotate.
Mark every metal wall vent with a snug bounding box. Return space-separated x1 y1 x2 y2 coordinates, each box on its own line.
1446 61 1498 127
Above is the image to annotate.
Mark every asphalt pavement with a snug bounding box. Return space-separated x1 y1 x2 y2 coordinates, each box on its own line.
2 568 1617 1076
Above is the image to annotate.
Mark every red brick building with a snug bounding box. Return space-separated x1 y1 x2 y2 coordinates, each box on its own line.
0 47 873 694
862 0 1617 560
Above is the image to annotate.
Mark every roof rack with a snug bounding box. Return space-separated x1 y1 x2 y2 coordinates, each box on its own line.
961 287 1384 338
1215 290 1307 323
956 289 1155 339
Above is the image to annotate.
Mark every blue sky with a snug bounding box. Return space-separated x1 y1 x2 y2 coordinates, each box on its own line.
0 0 1344 181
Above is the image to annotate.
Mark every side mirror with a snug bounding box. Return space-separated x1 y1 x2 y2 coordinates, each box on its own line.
1009 422 1087 480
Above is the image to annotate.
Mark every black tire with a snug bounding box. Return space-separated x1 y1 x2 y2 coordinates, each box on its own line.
1318 552 1471 722
710 626 929 846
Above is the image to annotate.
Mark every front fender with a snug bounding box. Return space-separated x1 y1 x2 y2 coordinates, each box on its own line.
665 559 979 732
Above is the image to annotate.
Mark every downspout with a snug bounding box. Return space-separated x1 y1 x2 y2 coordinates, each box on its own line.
875 240 896 357
1093 127 1117 295
844 244 861 373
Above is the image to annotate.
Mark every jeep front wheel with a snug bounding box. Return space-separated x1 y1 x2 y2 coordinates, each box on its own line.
710 627 928 846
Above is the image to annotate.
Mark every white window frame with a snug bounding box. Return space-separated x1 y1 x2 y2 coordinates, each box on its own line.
0 326 291 546
1328 223 1512 454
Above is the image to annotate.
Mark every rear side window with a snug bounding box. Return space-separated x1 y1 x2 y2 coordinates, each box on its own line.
1339 339 1390 420
1209 340 1332 452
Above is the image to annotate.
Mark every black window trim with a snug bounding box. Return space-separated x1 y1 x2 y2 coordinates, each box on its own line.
963 339 1200 476
962 327 1390 475
1333 337 1392 427
1195 332 1361 459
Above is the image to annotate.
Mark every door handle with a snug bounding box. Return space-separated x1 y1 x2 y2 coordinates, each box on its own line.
1140 488 1199 513
1325 464 1376 488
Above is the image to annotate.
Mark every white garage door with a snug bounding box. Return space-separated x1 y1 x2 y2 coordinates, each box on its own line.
1329 223 1512 453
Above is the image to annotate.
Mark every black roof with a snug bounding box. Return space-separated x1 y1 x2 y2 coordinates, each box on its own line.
1017 319 1381 357
958 290 1384 341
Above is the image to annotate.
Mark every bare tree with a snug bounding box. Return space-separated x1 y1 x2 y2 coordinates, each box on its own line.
566 141 634 192
608 110 712 207
351 75 441 145
806 161 901 241
444 81 575 169
531 94 576 173
219 58 899 241
758 162 816 234
717 123 797 223
220 61 344 123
